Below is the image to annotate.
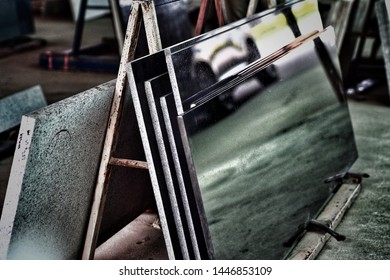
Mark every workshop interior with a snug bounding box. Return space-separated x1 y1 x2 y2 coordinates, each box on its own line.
0 0 389 260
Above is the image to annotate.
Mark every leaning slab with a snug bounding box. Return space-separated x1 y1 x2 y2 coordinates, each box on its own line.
0 85 46 133
0 80 154 259
376 0 390 97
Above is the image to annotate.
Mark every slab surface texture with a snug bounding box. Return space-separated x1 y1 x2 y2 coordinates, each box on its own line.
0 85 46 133
0 81 114 259
377 0 390 98
178 31 358 259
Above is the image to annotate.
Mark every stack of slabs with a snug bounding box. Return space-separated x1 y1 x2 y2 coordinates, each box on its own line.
126 0 358 259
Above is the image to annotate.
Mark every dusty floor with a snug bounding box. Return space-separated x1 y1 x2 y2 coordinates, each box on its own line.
1 13 390 260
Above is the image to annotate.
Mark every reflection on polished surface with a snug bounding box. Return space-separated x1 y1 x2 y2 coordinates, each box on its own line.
168 0 323 113
177 29 358 259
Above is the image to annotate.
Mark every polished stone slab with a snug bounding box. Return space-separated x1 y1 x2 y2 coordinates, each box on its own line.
127 52 191 260
121 1 310 258
145 74 205 259
0 85 46 133
0 80 154 259
376 0 390 96
176 28 358 259
160 92 213 258
123 0 326 259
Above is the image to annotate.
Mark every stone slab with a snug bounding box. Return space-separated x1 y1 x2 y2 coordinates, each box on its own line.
0 85 46 134
166 0 323 114
0 80 154 259
145 74 204 260
376 0 390 97
0 0 35 42
127 53 189 260
176 28 358 259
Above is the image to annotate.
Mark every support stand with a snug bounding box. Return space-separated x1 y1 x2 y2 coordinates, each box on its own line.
82 0 163 260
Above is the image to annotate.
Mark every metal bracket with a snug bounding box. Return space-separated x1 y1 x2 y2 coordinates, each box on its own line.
284 172 369 250
286 177 364 259
324 172 370 187
283 219 346 248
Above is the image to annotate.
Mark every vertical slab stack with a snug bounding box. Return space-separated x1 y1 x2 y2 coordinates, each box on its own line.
0 0 359 260
376 0 390 97
125 0 358 259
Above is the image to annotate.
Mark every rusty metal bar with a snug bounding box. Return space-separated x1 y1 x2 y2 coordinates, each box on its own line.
214 0 224 27
195 0 212 35
195 0 225 36
109 157 148 169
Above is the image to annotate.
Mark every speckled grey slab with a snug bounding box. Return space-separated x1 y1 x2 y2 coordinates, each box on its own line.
0 80 154 259
0 85 46 133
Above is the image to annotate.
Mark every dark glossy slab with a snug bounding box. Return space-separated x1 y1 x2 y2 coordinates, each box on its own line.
376 0 390 97
177 28 358 259
123 1 311 259
160 92 214 259
144 74 200 259
125 0 326 259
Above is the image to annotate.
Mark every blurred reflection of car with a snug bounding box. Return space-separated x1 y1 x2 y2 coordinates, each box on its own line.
188 29 278 130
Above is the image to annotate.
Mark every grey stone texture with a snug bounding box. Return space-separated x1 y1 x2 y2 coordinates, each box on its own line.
0 85 46 133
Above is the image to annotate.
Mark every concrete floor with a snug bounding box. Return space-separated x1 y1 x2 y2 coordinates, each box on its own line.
1 14 390 260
